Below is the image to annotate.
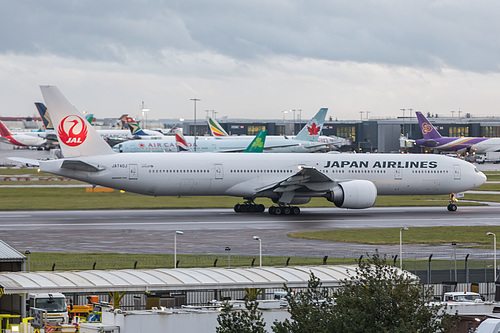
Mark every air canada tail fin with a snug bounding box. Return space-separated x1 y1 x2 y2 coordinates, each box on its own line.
294 108 328 141
208 118 229 136
243 130 267 153
175 129 190 152
34 102 54 130
415 111 443 139
40 85 114 158
0 119 13 138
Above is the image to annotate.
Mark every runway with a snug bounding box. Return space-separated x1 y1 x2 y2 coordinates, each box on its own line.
1 206 499 259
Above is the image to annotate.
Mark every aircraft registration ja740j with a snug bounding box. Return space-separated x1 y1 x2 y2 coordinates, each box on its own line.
35 86 486 215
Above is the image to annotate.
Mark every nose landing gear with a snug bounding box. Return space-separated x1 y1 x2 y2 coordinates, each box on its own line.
447 193 458 211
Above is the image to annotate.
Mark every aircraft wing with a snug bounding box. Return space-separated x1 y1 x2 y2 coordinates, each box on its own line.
255 166 335 196
61 160 106 172
422 139 438 147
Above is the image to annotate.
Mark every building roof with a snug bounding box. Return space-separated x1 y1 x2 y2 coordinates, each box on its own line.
0 265 395 294
0 240 26 262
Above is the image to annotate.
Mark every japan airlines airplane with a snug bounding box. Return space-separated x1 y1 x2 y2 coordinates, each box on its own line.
35 86 486 215
0 119 46 147
415 111 500 153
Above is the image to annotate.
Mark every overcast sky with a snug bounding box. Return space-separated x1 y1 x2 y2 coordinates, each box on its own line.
1 0 500 121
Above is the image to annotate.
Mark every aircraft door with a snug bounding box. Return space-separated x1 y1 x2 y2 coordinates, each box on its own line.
129 164 138 180
453 165 461 180
214 164 223 179
395 168 402 180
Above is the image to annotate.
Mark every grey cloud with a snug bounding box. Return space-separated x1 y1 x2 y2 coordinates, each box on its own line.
1 0 500 72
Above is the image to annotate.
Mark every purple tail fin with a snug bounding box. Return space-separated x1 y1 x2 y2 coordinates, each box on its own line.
415 111 442 139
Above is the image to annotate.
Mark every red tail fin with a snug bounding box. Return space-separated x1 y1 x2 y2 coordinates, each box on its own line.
0 120 12 137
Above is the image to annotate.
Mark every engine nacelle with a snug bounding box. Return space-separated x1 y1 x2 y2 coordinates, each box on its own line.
325 180 377 209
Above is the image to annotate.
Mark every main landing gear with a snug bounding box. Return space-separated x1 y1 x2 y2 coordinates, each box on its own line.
447 193 458 212
234 202 265 213
268 205 301 216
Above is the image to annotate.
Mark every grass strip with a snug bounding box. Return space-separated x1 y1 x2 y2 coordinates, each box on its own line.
289 225 500 248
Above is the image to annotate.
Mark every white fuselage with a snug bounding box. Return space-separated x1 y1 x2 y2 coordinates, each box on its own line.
113 136 326 153
40 153 485 201
470 138 500 153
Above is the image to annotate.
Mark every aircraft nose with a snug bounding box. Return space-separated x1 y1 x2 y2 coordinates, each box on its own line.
477 170 487 186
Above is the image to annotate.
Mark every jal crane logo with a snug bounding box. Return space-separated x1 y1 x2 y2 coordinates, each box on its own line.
58 115 88 147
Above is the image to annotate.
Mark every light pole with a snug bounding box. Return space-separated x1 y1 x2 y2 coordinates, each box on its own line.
253 236 262 267
359 111 364 121
488 232 497 282
400 227 408 268
400 108 406 136
141 101 150 129
25 250 31 272
452 242 457 281
190 98 200 151
225 247 231 268
174 231 183 268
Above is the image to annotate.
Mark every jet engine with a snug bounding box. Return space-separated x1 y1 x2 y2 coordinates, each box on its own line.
325 180 377 209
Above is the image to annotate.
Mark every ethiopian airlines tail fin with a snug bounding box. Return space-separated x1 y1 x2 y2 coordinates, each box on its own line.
294 108 328 141
208 118 229 137
415 111 443 140
175 129 190 152
40 85 114 158
34 102 54 130
243 130 267 153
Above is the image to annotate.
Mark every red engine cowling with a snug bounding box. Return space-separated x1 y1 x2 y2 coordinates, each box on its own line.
326 180 377 209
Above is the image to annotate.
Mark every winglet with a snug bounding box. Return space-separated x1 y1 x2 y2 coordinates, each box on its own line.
294 108 328 141
415 111 443 140
175 129 190 152
40 85 114 157
243 130 267 153
208 118 229 136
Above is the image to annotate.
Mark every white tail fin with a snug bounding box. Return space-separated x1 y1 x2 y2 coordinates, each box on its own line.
40 85 114 157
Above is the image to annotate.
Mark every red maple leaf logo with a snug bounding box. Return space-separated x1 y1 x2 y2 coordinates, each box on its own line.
307 122 321 135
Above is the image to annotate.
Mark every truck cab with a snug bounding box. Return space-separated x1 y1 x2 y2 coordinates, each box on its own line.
27 293 69 325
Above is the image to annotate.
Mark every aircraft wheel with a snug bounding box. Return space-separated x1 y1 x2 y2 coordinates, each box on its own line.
269 206 276 215
447 204 457 212
274 207 283 215
292 206 301 215
240 205 248 212
258 204 265 213
283 207 291 215
234 204 241 213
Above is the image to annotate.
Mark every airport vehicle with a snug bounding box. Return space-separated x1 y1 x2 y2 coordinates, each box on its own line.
414 111 500 153
27 293 69 325
476 152 500 164
33 86 486 215
0 119 46 148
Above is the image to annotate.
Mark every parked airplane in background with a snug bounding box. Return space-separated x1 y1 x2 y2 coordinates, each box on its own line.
125 117 165 138
414 111 500 154
28 86 486 215
0 119 46 147
113 129 327 153
175 129 267 153
207 109 349 148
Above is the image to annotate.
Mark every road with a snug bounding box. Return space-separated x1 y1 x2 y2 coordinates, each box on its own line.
1 206 499 260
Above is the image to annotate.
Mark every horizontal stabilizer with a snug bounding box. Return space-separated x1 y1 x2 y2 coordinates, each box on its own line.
7 157 40 167
61 160 106 172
